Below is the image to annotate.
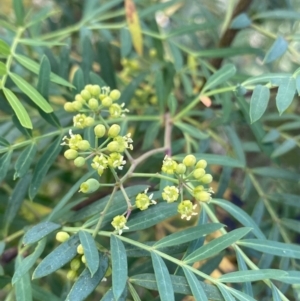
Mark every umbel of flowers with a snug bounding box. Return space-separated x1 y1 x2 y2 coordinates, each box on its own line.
61 84 214 237
161 154 214 220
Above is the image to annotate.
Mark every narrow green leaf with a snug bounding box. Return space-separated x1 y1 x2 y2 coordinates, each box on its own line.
3 88 32 129
142 122 161 150
15 257 32 301
14 143 37 179
203 64 236 92
269 193 300 208
33 234 79 279
151 252 174 301
155 69 165 112
79 231 99 277
9 72 53 113
262 129 280 143
279 271 300 284
271 139 297 158
128 282 142 301
264 36 288 64
154 223 224 249
0 39 10 56
23 222 61 245
13 0 25 25
0 61 7 75
111 235 128 301
249 85 270 123
130 274 223 301
14 54 74 88
96 41 116 88
219 269 286 283
252 167 300 182
253 10 300 20
18 39 66 47
100 287 128 301
227 287 257 301
211 199 265 239
236 250 253 296
216 284 236 301
65 254 108 301
183 267 208 301
167 23 215 38
167 93 178 116
12 239 46 284
271 283 281 301
37 55 51 99
89 71 107 87
276 77 296 114
120 28 132 58
238 239 300 259
126 202 178 232
175 122 209 140
242 73 290 86
230 13 251 29
174 153 245 168
0 150 12 182
29 136 62 200
185 227 252 264
4 173 31 233
281 218 300 234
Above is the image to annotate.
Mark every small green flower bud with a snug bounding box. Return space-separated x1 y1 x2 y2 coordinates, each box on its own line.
74 156 85 167
77 244 84 254
90 85 101 96
149 48 157 58
88 98 99 110
81 89 91 101
99 94 106 100
195 191 211 202
75 94 85 104
109 89 121 101
56 231 70 242
77 140 90 151
193 168 206 179
81 255 86 264
70 258 81 271
200 174 213 184
175 163 186 174
94 124 106 138
129 59 139 70
64 149 78 160
101 96 113 107
64 102 75 112
196 159 207 169
84 117 95 127
79 178 100 193
107 141 120 153
67 270 77 280
108 124 121 138
183 154 196 167
72 100 83 111
84 84 93 93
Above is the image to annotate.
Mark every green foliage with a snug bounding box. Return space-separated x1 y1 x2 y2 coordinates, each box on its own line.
0 0 300 300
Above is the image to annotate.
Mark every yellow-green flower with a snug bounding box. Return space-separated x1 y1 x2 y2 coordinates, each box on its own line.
162 186 179 203
111 215 129 235
177 200 197 220
135 188 156 210
107 153 126 170
91 154 108 176
113 134 133 152
73 114 88 128
61 130 83 150
161 156 178 174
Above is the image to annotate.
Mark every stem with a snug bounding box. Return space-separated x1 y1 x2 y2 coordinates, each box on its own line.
1 27 25 88
4 230 25 243
92 186 118 238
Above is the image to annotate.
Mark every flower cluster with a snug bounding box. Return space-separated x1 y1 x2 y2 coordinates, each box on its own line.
64 85 129 128
161 154 214 220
